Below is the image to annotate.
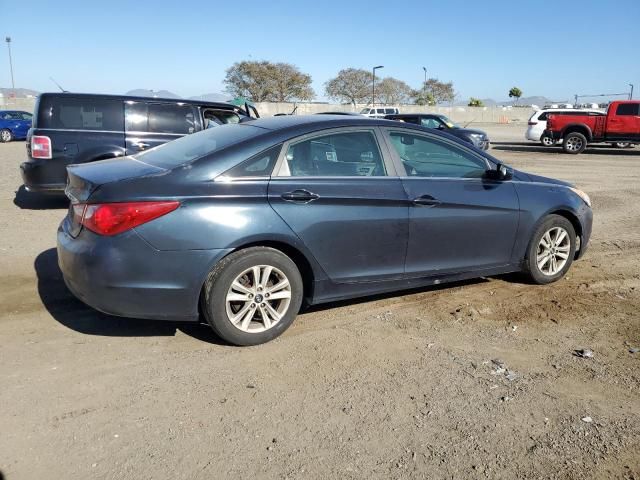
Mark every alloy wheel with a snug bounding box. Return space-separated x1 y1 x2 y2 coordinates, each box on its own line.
565 137 583 152
225 265 292 333
541 136 554 147
536 227 571 276
1 130 11 142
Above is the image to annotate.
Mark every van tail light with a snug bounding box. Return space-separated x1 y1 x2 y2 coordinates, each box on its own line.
31 135 52 159
80 201 180 236
528 121 538 125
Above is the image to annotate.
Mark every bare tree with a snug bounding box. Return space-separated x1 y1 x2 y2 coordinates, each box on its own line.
324 68 372 106
421 78 456 104
375 77 414 105
224 61 315 102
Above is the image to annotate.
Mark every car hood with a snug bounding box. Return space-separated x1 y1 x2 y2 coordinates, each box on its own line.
452 127 487 137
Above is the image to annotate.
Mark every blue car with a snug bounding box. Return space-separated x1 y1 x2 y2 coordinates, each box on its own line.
57 115 593 346
0 110 32 142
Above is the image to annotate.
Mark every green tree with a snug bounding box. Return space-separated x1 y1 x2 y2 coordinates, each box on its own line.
413 91 436 106
375 77 414 105
468 97 484 107
325 68 372 106
508 87 523 105
224 61 315 102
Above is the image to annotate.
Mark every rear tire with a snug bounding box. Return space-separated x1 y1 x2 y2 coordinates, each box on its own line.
0 129 13 143
202 247 303 346
562 132 587 154
540 134 555 147
612 142 630 148
525 215 576 284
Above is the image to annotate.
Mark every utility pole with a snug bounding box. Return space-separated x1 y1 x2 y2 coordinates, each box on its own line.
372 65 383 111
5 37 15 96
629 84 634 100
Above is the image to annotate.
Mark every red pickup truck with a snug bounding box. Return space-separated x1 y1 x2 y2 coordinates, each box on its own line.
545 101 640 154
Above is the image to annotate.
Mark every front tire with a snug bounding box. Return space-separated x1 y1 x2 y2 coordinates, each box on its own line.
562 132 587 154
0 129 13 143
525 215 576 284
202 247 303 346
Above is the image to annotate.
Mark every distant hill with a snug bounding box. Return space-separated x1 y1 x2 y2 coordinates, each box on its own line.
188 92 230 102
0 87 39 98
125 89 181 99
456 95 555 107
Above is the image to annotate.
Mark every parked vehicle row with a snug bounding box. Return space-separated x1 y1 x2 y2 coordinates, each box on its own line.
544 101 640 154
57 115 592 345
20 93 257 192
526 109 602 146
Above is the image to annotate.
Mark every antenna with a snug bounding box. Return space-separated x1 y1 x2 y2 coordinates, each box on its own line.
49 77 68 92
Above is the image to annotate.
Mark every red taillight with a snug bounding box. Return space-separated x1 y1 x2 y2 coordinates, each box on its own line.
31 135 52 159
528 121 538 126
80 201 180 236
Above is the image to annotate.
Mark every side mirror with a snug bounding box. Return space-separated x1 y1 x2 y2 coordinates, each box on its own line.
486 164 512 181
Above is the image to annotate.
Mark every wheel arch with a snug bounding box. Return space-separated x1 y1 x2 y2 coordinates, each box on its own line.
198 240 320 314
546 209 583 258
561 124 592 141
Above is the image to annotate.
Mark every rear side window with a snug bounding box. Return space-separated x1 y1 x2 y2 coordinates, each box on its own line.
133 124 263 169
125 102 197 134
615 103 639 116
537 112 548 121
37 96 123 131
221 144 282 178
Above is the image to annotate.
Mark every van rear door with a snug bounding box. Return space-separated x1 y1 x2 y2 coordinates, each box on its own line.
124 101 199 155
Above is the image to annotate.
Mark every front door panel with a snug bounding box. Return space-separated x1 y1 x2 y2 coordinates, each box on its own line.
402 178 519 275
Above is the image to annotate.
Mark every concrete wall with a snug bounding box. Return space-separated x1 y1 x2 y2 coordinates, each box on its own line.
0 96 535 124
255 102 534 124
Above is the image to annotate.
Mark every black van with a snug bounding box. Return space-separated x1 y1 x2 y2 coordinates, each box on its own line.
21 93 256 193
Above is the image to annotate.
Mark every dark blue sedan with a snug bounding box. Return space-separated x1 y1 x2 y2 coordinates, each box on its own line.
58 115 592 345
0 110 32 142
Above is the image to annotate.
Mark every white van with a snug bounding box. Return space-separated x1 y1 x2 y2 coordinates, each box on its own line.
360 107 399 118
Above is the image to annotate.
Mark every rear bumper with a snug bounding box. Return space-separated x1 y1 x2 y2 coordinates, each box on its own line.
57 221 232 322
21 158 69 192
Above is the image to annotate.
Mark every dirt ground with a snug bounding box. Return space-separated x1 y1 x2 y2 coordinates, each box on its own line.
1 125 639 480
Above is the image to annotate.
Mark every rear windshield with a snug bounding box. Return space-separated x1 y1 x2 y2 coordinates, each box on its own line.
133 123 261 169
37 95 123 131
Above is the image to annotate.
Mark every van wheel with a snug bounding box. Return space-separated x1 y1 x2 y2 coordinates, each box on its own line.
540 134 555 147
0 129 13 143
563 132 587 154
525 215 576 284
202 247 303 346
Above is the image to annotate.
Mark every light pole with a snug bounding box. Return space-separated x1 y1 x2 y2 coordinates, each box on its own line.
5 37 15 95
372 65 383 111
629 83 634 100
422 66 427 89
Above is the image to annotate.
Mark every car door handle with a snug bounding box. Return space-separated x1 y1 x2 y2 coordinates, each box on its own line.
135 142 150 150
281 189 320 203
412 195 441 207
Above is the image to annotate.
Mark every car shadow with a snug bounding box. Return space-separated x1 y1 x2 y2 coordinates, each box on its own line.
14 185 69 210
491 142 638 156
34 248 230 346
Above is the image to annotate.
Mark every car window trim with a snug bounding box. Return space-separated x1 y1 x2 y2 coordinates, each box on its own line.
272 126 399 178
379 126 494 178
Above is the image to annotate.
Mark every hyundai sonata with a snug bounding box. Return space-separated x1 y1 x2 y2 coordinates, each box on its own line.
58 115 592 345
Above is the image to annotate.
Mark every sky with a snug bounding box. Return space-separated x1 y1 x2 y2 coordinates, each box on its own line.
2 0 639 103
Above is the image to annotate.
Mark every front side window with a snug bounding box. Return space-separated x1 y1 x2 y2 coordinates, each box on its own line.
615 103 639 116
420 117 442 128
281 131 386 177
20 112 33 120
388 131 488 178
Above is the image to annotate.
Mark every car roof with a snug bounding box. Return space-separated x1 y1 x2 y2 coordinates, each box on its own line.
37 92 239 109
386 113 443 118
